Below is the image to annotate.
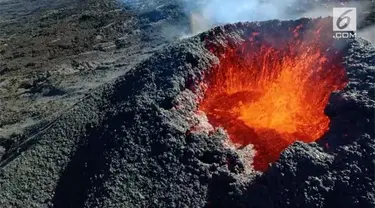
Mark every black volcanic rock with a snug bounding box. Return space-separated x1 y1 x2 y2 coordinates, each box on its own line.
0 18 374 208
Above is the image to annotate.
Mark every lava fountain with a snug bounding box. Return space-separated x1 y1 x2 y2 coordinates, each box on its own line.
199 19 348 171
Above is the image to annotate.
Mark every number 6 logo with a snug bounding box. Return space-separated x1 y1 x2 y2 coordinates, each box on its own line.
336 9 352 30
333 7 357 32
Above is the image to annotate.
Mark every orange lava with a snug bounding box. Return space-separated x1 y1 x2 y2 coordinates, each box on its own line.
200 23 348 171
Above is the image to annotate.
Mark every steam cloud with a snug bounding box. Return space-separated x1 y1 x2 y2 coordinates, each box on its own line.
182 0 373 37
193 0 297 23
120 0 373 45
358 25 375 45
183 0 298 35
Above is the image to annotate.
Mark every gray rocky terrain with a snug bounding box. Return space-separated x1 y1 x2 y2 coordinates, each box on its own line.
0 0 374 207
0 0 189 140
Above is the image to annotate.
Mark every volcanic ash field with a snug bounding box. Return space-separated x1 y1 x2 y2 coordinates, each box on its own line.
0 17 374 208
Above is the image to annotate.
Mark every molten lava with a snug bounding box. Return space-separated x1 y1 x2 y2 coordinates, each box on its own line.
200 22 348 171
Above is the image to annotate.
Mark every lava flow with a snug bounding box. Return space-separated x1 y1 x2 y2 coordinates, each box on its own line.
200 23 348 171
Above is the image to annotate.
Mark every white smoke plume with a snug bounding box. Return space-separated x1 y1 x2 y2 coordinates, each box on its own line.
120 0 373 43
358 25 375 45
182 0 374 36
194 0 298 23
183 0 298 35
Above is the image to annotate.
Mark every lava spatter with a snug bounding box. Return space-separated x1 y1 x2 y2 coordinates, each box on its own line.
200 21 348 171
